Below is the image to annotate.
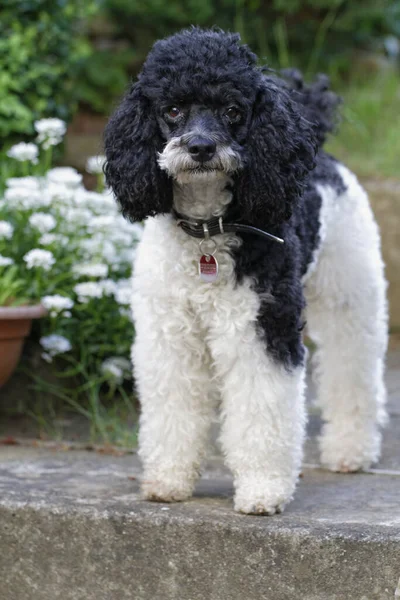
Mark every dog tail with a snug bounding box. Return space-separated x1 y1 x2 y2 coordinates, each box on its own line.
280 69 342 147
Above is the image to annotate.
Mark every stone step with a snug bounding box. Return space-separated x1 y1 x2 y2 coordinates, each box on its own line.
0 348 399 600
0 447 399 600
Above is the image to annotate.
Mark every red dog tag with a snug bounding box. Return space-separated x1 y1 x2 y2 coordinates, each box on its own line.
199 254 218 283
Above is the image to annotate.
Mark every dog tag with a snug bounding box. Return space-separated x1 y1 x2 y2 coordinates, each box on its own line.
199 254 218 283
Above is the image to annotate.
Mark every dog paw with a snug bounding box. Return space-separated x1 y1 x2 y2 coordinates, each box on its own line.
141 477 193 503
233 477 294 516
319 425 382 473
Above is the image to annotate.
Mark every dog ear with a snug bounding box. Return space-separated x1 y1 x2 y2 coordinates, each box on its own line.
234 79 317 227
104 83 172 222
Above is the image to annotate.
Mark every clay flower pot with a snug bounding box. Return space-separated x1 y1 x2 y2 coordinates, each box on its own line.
0 304 47 388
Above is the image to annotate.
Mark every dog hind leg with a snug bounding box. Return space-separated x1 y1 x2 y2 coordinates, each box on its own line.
305 168 388 472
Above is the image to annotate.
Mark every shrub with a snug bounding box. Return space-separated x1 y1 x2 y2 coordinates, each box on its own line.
102 0 400 77
0 121 141 442
0 0 97 144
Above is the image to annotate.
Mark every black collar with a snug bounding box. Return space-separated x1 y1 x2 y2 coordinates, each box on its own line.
173 211 284 244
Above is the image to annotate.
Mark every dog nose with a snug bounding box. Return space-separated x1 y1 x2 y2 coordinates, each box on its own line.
187 137 216 162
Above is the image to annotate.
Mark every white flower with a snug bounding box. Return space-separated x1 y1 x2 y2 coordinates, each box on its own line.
79 236 102 256
101 356 132 384
59 206 93 226
129 223 144 241
39 233 57 245
42 295 74 314
29 212 56 233
74 189 115 214
6 142 39 163
86 155 106 174
47 167 82 189
108 229 134 247
73 262 108 278
0 221 14 239
74 281 104 302
6 177 41 191
119 307 132 320
4 186 51 210
119 247 136 264
102 362 123 383
40 334 72 357
80 237 118 265
35 118 66 148
23 249 55 271
98 279 118 296
39 233 69 247
101 241 119 264
89 215 115 231
114 279 132 305
0 255 14 266
46 183 75 204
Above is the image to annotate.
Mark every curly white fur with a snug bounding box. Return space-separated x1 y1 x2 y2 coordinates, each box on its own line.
158 133 242 185
304 164 388 472
132 215 306 514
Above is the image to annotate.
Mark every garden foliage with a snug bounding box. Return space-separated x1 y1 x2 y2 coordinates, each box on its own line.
1 1 399 127
0 0 96 144
0 121 141 438
102 0 400 75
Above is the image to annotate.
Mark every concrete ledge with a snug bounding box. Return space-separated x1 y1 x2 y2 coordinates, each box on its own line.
1 447 400 600
1 348 399 600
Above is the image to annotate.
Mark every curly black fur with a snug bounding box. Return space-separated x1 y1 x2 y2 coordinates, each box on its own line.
104 28 340 227
230 151 346 367
280 68 342 146
233 78 317 226
104 83 173 222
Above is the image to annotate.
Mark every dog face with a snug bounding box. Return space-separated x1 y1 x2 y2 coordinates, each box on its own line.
156 102 244 185
104 28 317 226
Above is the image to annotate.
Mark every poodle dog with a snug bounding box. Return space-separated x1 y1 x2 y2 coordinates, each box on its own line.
104 28 388 515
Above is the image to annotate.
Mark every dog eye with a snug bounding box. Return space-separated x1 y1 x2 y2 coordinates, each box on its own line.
225 107 241 123
166 106 181 120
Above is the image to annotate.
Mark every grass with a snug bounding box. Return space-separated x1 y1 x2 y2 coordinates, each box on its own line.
326 70 400 180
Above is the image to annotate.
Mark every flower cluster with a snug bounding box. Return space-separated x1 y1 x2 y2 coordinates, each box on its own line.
35 119 67 149
0 221 13 239
29 213 57 233
1 135 142 384
40 334 72 363
7 143 39 164
101 357 132 385
42 294 74 318
23 249 56 271
86 155 106 175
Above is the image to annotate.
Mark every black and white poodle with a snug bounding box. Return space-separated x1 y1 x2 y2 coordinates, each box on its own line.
104 28 387 515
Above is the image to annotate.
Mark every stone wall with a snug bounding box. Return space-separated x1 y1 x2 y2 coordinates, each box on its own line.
364 179 400 329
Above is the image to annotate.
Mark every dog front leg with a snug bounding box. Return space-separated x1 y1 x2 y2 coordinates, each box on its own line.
208 288 306 515
133 297 215 503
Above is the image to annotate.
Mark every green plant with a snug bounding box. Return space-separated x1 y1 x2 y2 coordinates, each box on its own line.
0 122 140 444
0 0 97 145
0 266 28 306
327 70 400 178
100 0 400 78
76 48 133 114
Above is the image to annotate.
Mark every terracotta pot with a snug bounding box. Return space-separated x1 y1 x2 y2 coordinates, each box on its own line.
0 304 47 388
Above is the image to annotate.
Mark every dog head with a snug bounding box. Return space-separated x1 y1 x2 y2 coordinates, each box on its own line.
104 28 318 226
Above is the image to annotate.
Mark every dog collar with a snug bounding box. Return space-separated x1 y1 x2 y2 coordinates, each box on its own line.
173 212 284 244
